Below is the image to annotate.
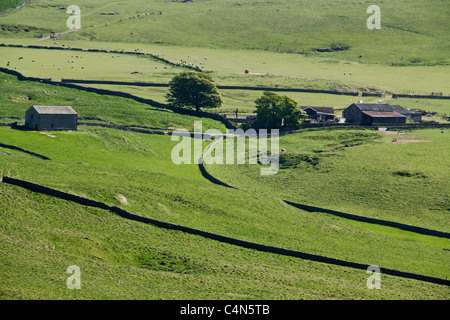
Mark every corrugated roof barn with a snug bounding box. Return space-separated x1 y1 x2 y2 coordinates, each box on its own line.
342 102 420 125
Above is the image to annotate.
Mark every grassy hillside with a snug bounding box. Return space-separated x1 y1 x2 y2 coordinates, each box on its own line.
0 0 25 14
0 0 449 301
1 124 449 299
1 0 449 65
0 74 448 296
1 43 449 96
0 71 225 131
2 182 448 300
206 129 450 233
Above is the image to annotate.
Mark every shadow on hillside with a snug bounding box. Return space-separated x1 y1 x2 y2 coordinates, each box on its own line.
10 122 32 131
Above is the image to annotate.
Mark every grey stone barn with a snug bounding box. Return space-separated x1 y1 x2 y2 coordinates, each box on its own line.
343 103 409 126
25 106 78 131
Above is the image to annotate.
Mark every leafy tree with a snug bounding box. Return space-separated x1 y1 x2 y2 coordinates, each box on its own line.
254 91 305 129
166 71 222 112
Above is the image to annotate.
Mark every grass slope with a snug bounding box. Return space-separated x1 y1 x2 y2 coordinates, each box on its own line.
1 41 449 96
0 0 25 14
1 0 449 65
2 182 448 300
0 125 449 286
206 129 450 233
0 0 449 300
0 71 225 131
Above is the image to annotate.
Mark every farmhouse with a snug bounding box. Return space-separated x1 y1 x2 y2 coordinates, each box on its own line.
301 106 336 122
25 106 78 131
342 102 420 125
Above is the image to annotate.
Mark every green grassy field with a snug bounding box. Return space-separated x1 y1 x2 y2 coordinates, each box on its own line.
0 73 448 298
1 42 449 96
0 0 449 301
206 129 450 233
1 0 449 65
1 124 449 299
71 83 450 117
0 71 225 131
0 0 24 15
1 45 448 116
2 181 448 300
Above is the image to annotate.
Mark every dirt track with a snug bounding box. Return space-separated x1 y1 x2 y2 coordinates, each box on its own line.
38 29 81 41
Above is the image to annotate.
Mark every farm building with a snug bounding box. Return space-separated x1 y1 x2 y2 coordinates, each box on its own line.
25 106 78 131
342 102 418 125
391 105 422 121
301 106 336 122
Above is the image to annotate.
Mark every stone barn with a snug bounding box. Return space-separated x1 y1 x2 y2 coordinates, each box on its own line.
343 103 407 126
25 106 78 131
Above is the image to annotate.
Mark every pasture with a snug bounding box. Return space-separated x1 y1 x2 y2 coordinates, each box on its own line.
0 71 225 131
1 124 449 299
1 42 449 96
1 0 448 66
206 128 450 233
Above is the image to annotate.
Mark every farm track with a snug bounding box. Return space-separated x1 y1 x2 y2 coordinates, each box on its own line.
1 175 449 287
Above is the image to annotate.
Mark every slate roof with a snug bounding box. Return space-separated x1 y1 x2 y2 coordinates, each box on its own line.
352 103 394 112
31 106 77 115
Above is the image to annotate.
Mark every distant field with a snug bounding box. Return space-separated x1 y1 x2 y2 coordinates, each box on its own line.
1 125 449 286
1 42 449 96
1 0 448 66
71 83 450 117
1 43 449 116
0 46 180 82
